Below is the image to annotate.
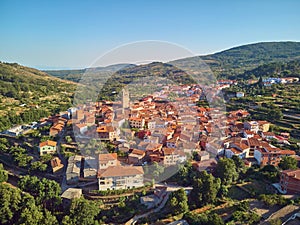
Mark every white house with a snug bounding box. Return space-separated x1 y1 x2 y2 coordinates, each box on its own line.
98 166 144 190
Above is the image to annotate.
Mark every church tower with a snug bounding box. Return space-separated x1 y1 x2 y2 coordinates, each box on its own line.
122 86 129 112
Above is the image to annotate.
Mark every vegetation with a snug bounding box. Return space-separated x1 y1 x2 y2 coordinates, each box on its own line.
0 62 75 131
166 188 189 215
184 211 224 225
190 171 221 208
214 158 238 185
279 156 298 170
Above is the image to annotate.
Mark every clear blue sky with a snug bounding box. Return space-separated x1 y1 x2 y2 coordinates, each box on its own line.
1 0 300 69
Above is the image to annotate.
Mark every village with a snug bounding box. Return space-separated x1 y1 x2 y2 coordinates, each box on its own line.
1 80 300 224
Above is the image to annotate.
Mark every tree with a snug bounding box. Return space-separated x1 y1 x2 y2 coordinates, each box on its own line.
18 176 61 209
30 161 48 172
0 183 22 224
269 218 282 225
65 135 72 144
0 163 8 183
62 198 100 225
279 156 298 170
259 194 287 207
184 212 224 225
190 171 221 208
66 198 100 225
232 155 246 174
168 188 189 215
215 158 238 185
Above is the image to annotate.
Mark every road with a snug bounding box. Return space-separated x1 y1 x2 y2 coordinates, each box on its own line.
282 212 300 225
125 192 171 225
125 183 193 225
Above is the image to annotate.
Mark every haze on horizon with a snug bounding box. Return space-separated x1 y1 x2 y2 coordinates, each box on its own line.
0 0 300 70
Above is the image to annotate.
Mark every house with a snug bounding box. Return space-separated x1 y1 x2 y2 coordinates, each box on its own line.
145 143 163 156
166 137 179 148
254 146 295 166
75 123 88 135
140 187 167 209
258 121 270 132
128 149 146 165
225 142 250 159
99 153 118 170
83 156 97 179
61 188 82 206
97 165 144 190
236 92 245 98
193 158 217 173
39 140 57 156
50 121 65 136
162 148 180 166
129 117 145 129
280 169 300 194
244 121 259 133
147 120 156 130
66 155 82 185
50 157 64 173
4 125 23 136
262 132 276 140
97 126 117 141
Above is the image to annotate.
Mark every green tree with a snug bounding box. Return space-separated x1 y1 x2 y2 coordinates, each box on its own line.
279 156 298 170
65 135 72 144
190 171 221 208
18 176 61 209
215 158 238 185
269 218 282 225
168 188 189 215
0 163 8 183
232 155 246 174
67 197 100 225
30 161 48 172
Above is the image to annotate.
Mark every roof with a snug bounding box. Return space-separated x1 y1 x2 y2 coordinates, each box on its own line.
96 126 114 133
163 147 176 155
280 150 296 155
39 140 57 147
130 149 145 156
146 143 162 151
233 142 249 151
248 137 261 146
98 165 144 178
50 157 62 168
258 120 270 125
282 169 300 180
99 153 117 163
61 188 82 200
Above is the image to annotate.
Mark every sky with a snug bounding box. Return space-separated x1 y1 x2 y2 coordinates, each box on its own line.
0 0 300 69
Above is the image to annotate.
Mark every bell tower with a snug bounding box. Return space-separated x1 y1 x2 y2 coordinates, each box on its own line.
122 86 129 112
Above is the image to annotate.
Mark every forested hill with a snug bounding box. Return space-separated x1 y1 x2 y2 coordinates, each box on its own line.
199 41 300 79
45 41 300 81
239 59 300 80
0 62 76 131
44 63 135 83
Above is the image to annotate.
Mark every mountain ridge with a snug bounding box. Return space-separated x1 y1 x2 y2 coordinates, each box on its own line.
44 41 300 80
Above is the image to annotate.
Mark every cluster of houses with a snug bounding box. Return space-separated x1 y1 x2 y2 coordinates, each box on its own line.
263 77 299 86
202 110 298 167
60 83 298 192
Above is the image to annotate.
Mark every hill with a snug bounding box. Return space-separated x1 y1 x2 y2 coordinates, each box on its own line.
0 62 76 131
45 63 135 83
200 41 300 78
45 41 300 81
239 59 300 80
